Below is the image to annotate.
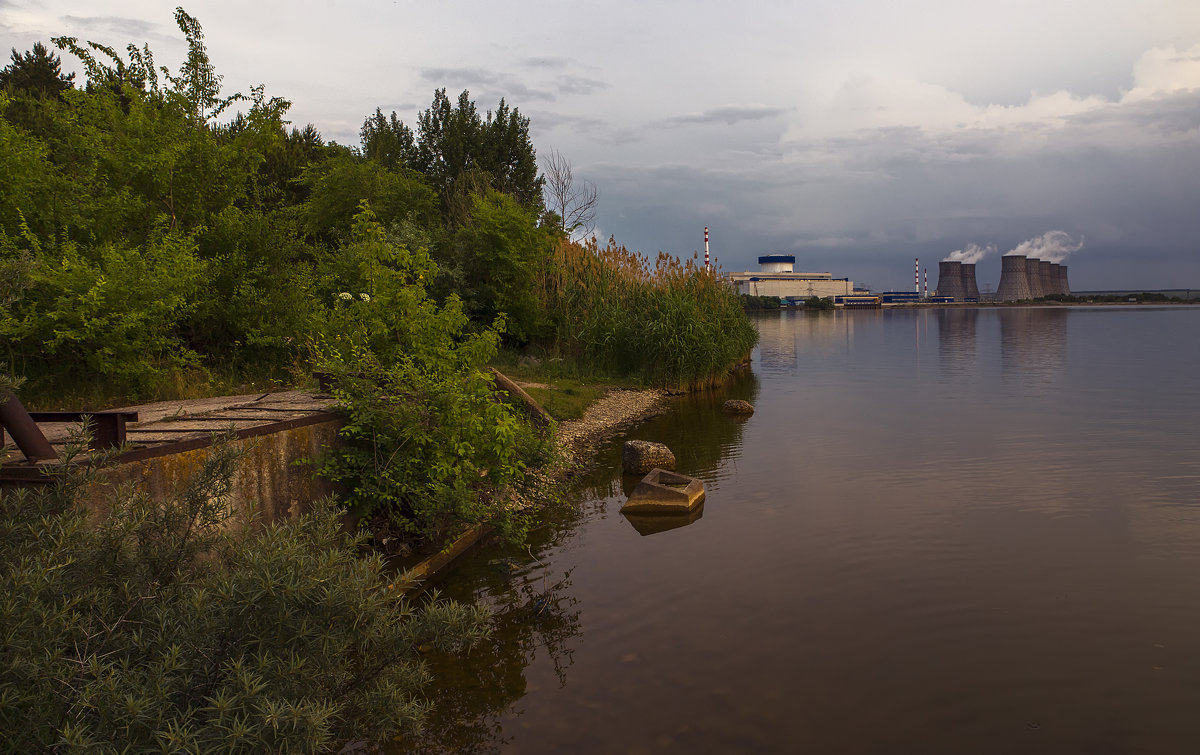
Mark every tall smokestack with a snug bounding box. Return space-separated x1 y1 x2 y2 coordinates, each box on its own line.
1039 260 1054 298
936 261 966 301
997 255 1033 301
704 227 709 271
1058 265 1071 296
1025 258 1045 299
915 258 919 294
961 263 979 300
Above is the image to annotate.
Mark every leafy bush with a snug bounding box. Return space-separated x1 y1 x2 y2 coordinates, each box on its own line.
1 226 207 398
311 204 552 545
0 441 489 752
317 356 550 545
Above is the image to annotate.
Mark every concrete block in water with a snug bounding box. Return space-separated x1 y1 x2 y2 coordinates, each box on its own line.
621 468 705 514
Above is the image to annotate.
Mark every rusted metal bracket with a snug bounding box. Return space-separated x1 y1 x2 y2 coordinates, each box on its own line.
0 390 58 461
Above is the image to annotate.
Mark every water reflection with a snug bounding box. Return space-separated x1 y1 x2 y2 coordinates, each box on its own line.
391 533 584 754
621 504 705 536
393 307 1200 753
755 310 857 372
935 307 979 378
997 307 1068 390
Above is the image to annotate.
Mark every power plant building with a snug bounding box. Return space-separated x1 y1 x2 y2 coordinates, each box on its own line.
727 255 854 300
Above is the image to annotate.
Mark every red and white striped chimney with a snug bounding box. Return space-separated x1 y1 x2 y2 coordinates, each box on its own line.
704 227 710 270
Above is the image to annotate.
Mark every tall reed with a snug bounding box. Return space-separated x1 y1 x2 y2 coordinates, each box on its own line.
538 237 757 386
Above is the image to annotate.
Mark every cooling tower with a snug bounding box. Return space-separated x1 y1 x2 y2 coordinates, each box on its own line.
961 263 979 300
1046 263 1063 296
1058 265 1071 296
1039 261 1054 297
1025 258 1045 299
996 255 1032 301
937 260 966 301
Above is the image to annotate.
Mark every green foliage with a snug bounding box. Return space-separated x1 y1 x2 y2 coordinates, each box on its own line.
804 296 835 310
369 88 543 220
2 228 206 396
0 440 489 752
740 293 781 310
1 42 75 95
540 237 758 386
450 190 555 343
318 356 548 545
311 204 551 543
297 152 439 242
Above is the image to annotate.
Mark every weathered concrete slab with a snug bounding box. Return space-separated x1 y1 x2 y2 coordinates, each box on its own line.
620 468 705 514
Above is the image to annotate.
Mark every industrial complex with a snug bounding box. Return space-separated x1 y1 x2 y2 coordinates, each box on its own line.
725 255 855 302
723 246 1074 307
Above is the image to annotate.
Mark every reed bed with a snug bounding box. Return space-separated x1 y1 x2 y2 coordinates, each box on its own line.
538 237 757 387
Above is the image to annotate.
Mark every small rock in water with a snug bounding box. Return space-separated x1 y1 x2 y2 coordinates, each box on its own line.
622 440 676 474
722 399 755 415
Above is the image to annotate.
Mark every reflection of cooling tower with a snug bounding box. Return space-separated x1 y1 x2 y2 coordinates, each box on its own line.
961 263 979 300
1025 258 1044 298
997 255 1032 301
1058 265 1071 296
1039 261 1054 298
937 261 966 301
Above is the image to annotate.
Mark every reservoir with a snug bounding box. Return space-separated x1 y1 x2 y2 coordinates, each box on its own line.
399 305 1200 754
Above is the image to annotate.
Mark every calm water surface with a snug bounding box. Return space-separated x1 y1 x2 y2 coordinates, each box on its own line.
399 306 1200 755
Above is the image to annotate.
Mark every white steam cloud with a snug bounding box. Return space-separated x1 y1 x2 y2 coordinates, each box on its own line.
943 242 996 264
1003 231 1085 263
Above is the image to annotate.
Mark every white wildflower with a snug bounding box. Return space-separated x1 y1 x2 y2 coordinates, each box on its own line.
359 293 371 302
338 292 352 300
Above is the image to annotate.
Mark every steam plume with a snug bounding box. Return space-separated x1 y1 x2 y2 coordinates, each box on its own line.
943 242 996 264
1004 231 1085 262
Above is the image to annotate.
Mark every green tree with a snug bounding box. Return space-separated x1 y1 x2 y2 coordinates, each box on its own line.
0 42 75 98
360 107 417 170
365 89 543 222
451 190 554 343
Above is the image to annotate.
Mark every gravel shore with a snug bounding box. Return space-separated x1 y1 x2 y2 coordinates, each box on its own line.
554 388 668 469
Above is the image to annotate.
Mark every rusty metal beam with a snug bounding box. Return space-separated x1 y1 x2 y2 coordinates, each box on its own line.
0 390 58 461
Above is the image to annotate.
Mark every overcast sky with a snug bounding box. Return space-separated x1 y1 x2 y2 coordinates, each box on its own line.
3 0 1199 291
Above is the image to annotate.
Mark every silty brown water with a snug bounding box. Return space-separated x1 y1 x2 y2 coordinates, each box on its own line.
395 305 1200 754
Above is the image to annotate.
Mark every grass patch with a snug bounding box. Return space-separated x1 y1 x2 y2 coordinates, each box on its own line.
490 350 636 422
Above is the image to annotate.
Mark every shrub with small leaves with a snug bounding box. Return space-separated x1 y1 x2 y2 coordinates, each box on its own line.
0 440 488 752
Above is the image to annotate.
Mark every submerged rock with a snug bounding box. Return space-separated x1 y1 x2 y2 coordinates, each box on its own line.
722 399 755 415
622 439 676 474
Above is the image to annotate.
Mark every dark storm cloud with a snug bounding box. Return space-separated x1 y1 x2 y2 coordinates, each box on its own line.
418 66 556 102
657 105 789 127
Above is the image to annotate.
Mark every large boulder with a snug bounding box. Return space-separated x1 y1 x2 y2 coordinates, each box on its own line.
622 440 676 474
722 399 755 415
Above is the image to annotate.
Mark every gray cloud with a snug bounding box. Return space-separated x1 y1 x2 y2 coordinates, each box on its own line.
520 56 570 69
657 105 789 127
554 74 606 96
418 66 556 102
59 14 158 41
